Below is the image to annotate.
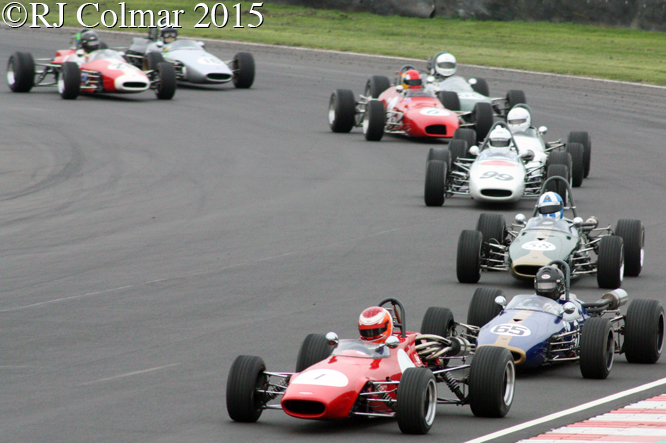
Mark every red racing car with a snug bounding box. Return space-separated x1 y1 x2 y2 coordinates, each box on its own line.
328 66 494 142
226 298 515 434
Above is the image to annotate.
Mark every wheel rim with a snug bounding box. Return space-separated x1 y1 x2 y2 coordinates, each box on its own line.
57 75 65 94
362 112 369 134
423 379 437 426
605 330 614 371
503 361 516 406
328 98 337 126
7 61 15 86
657 312 664 355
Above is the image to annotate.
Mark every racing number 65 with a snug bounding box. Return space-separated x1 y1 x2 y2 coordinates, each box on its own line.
480 171 513 181
194 2 264 28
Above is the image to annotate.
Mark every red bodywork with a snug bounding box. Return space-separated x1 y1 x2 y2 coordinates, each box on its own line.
281 333 422 420
378 87 460 138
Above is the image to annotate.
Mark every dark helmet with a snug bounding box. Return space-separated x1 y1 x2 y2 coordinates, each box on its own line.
161 27 178 43
534 266 565 300
79 30 100 53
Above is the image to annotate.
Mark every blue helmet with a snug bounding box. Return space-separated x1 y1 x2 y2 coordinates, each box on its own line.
537 192 564 220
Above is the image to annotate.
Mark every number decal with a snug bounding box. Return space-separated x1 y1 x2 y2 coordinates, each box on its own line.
419 108 450 116
490 324 531 336
291 369 349 387
480 171 513 181
521 240 556 251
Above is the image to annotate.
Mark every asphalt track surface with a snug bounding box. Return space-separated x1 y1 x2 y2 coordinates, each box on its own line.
1 26 666 443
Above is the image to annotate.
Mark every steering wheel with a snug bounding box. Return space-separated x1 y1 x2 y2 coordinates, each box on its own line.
378 298 406 338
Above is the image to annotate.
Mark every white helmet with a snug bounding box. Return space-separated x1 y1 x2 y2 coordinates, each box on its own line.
434 52 456 77
488 126 512 149
507 106 531 133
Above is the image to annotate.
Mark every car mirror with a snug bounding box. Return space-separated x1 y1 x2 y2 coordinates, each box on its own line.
468 77 478 85
563 302 577 315
197 41 205 48
573 217 583 228
495 296 507 308
426 75 435 83
468 145 479 156
385 336 400 349
515 213 526 225
520 150 535 162
538 125 548 134
396 85 404 92
325 332 339 347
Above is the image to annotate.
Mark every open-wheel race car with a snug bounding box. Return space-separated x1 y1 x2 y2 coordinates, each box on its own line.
328 65 495 142
226 298 515 434
456 177 645 289
7 47 176 100
423 120 581 206
463 261 663 378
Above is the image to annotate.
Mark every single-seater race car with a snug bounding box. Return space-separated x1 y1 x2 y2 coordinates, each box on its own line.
328 66 495 142
423 120 583 206
124 28 255 88
456 177 645 289
226 298 515 434
460 261 663 379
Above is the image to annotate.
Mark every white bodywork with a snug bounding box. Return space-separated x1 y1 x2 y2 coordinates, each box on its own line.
469 151 527 202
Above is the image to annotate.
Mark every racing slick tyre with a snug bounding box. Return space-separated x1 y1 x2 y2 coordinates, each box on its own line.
365 75 391 98
58 62 81 100
452 128 477 149
506 90 527 109
396 368 437 434
437 91 461 111
467 287 504 327
547 151 572 182
566 143 585 188
421 307 454 337
597 235 624 289
468 346 515 417
155 62 177 100
7 52 35 93
477 213 506 257
470 78 489 97
456 230 483 283
143 51 165 71
615 219 644 277
295 333 334 372
568 131 591 178
448 139 468 165
545 164 569 206
226 355 268 422
624 299 664 364
232 52 255 88
363 99 385 141
424 160 446 207
427 147 451 170
329 89 356 133
472 102 494 142
580 317 614 379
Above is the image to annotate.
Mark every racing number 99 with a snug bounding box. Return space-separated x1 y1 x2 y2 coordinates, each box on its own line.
480 171 513 181
194 2 264 28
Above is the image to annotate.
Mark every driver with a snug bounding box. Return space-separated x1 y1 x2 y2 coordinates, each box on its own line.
430 52 457 79
481 126 514 158
534 266 566 301
400 69 423 96
161 26 178 44
537 191 564 220
78 30 101 54
358 307 393 344
507 106 532 134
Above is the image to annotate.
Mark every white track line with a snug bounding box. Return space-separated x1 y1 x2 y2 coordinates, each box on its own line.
463 377 666 443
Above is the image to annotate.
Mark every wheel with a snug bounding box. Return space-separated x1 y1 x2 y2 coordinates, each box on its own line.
568 131 591 178
363 99 385 141
597 235 624 289
427 147 451 170
456 230 482 283
470 78 489 97
452 128 477 148
579 317 614 379
615 219 644 277
468 346 514 417
328 89 356 133
142 51 165 70
467 287 503 327
424 160 446 207
506 90 527 109
295 333 334 372
545 164 569 206
365 75 390 98
476 213 506 256
154 62 176 100
232 52 255 88
226 355 268 422
396 368 437 434
6 52 35 92
566 142 585 187
58 62 80 100
437 90 461 111
547 151 572 182
624 299 664 364
472 102 494 141
421 307 454 337
448 139 468 165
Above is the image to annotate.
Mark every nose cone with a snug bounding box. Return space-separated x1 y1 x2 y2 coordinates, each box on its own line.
114 72 149 92
470 159 524 202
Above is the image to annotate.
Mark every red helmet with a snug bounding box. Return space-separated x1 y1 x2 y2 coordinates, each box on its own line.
401 69 422 90
358 306 393 343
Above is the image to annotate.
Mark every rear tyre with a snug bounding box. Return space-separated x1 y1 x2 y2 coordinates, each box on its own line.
467 287 503 327
363 99 385 141
226 355 267 422
365 75 391 98
566 142 585 187
545 164 569 206
58 62 80 100
615 219 644 277
396 368 437 434
472 102 494 142
597 235 624 289
437 90 461 111
427 147 451 170
624 299 664 364
155 62 176 100
456 230 482 283
448 139 468 165
547 151 572 183
476 213 506 256
421 307 454 337
142 51 165 70
7 52 35 92
506 90 527 109
568 131 591 178
232 52 255 88
468 346 515 417
580 317 614 379
452 128 477 148
328 89 356 133
424 160 446 207
470 78 489 97
295 333 334 372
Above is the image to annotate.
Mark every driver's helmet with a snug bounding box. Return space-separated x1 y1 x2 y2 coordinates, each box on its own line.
534 266 565 300
401 69 422 90
358 306 393 344
434 52 457 77
487 126 513 152
507 106 532 133
161 26 178 44
79 30 100 53
537 191 564 220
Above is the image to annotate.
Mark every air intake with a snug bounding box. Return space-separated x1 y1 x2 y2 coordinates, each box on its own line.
481 189 512 197
425 125 447 135
207 73 232 81
283 400 325 416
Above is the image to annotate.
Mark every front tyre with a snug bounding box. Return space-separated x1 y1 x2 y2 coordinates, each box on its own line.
226 355 268 422
615 219 644 277
363 99 385 141
472 102 494 141
579 317 614 379
457 230 482 283
506 90 527 109
365 75 390 98
155 62 176 100
232 52 255 88
468 346 515 417
295 333 333 372
437 90 461 111
597 235 623 289
58 62 80 100
7 52 35 92
568 131 591 178
566 142 585 187
624 299 664 364
396 368 437 434
424 160 446 207
467 287 503 327
328 89 356 133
